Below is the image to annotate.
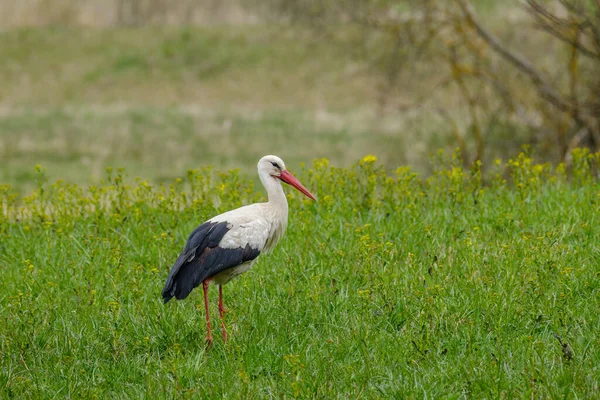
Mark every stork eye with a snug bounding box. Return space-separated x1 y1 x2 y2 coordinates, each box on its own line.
270 161 280 169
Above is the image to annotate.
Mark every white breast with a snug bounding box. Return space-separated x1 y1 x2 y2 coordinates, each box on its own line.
209 203 287 253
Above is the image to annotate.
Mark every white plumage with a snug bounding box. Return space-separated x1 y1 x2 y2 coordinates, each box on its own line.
210 205 278 252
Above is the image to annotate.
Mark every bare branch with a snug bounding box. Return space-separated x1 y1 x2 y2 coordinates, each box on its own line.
457 0 599 158
558 0 600 56
457 0 575 114
526 0 600 60
528 0 573 28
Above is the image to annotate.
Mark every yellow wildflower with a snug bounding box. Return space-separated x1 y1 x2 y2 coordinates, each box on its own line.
360 154 378 165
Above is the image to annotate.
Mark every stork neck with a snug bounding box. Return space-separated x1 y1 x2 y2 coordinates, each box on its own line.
261 174 289 213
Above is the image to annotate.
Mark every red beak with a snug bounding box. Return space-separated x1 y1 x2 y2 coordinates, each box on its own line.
279 170 317 201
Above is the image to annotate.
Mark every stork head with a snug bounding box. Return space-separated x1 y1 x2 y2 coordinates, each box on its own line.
258 155 316 200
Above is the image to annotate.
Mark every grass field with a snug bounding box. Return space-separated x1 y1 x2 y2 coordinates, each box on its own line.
2 150 600 398
0 11 550 191
0 105 414 193
0 25 418 191
1 2 597 396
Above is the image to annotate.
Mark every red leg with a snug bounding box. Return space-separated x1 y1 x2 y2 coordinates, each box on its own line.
218 285 227 343
203 280 213 345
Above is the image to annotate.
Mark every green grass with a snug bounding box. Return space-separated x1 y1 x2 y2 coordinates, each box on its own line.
0 26 377 109
1 150 600 398
0 25 437 191
0 19 567 192
0 106 418 192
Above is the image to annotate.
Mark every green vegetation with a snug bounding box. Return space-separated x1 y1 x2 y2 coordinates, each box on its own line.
0 106 410 192
0 26 374 108
1 1 598 396
0 26 422 191
2 151 599 398
0 18 549 191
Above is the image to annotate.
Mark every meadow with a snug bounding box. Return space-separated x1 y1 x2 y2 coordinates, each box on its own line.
1 150 600 398
1 0 599 396
0 25 409 191
0 9 544 191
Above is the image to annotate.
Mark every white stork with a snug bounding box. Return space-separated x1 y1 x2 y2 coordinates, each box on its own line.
162 155 316 344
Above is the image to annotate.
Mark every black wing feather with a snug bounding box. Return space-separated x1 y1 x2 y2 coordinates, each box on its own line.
161 220 260 303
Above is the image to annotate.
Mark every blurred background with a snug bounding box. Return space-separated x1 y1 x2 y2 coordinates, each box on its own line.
1 0 598 190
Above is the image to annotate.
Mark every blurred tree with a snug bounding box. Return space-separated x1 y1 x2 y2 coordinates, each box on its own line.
458 0 600 164
270 0 600 166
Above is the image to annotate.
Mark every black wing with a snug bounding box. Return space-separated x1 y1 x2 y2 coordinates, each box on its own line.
161 221 260 303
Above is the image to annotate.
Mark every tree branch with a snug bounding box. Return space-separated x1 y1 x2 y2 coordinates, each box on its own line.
456 0 575 115
457 0 599 157
526 0 600 60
